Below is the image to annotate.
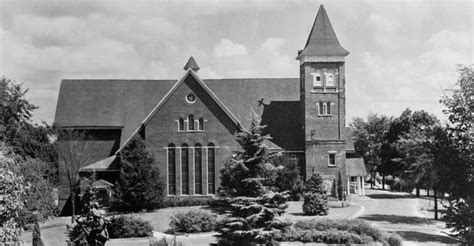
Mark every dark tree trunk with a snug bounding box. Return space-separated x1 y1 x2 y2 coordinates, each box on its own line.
427 188 430 197
415 185 420 197
434 186 438 220
71 189 76 223
382 173 385 190
370 171 374 189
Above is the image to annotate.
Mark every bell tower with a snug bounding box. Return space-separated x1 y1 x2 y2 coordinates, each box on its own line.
297 5 349 181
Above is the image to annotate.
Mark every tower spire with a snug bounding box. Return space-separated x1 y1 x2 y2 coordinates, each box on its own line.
297 5 349 59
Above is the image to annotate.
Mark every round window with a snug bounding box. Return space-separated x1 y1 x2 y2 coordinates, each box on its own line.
186 93 196 103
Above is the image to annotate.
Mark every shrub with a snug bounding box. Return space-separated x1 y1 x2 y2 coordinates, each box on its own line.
270 154 305 201
302 173 328 215
289 219 403 245
163 196 214 207
149 237 181 246
107 215 153 238
304 173 327 194
303 193 328 215
168 209 218 233
386 233 403 246
276 228 372 244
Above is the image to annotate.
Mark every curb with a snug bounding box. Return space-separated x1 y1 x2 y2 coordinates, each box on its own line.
348 203 365 219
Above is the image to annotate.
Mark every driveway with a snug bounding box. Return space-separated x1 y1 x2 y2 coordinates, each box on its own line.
355 189 460 245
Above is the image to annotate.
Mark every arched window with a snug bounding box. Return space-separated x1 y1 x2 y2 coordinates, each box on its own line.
326 102 331 115
188 115 195 131
198 118 204 131
323 103 328 115
178 118 185 131
195 144 202 195
168 144 176 195
181 144 189 195
207 143 216 194
318 102 324 116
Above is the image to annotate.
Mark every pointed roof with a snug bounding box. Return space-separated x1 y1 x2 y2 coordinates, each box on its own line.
297 5 349 58
183 56 200 71
115 69 243 154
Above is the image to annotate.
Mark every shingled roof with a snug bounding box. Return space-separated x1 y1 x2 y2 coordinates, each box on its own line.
54 77 303 150
297 5 349 58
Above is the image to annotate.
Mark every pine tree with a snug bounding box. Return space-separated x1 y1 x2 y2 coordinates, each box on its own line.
110 136 165 212
217 119 291 245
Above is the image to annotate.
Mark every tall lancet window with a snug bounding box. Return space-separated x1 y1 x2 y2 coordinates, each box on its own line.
167 144 176 195
208 143 216 194
181 144 189 195
195 143 203 195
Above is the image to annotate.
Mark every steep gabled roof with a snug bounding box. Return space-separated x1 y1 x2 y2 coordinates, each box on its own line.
297 5 349 58
115 69 244 154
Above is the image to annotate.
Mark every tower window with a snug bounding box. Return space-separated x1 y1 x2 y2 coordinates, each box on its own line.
326 74 335 87
328 152 336 166
311 73 322 87
188 115 195 131
326 102 331 115
323 103 328 115
318 102 323 115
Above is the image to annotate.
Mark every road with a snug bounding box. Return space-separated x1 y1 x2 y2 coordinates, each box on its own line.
355 189 460 245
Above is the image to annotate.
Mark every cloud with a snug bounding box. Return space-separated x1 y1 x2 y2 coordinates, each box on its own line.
214 39 248 58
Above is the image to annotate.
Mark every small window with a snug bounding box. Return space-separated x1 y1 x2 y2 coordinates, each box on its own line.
178 118 185 131
318 102 324 115
188 115 195 131
326 102 331 115
186 93 196 103
326 74 335 87
198 118 204 131
311 72 322 87
323 103 328 115
328 152 336 166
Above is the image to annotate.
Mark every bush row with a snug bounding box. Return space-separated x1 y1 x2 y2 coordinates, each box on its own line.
167 209 220 233
107 215 154 238
280 219 403 246
163 196 214 207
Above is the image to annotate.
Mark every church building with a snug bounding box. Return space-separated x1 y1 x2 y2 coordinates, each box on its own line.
54 5 367 213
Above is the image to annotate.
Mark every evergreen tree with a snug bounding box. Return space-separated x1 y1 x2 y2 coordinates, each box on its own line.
337 171 343 201
302 173 328 215
110 136 165 212
217 119 291 245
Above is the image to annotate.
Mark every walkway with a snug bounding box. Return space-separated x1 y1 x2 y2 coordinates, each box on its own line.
355 189 460 245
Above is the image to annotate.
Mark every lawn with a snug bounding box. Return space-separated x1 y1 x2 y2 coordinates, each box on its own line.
18 200 361 245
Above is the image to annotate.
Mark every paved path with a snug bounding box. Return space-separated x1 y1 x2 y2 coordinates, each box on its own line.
355 189 460 245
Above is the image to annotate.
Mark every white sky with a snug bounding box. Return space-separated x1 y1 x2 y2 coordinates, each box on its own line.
0 0 472 124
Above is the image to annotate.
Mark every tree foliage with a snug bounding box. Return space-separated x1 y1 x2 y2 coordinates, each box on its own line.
0 146 30 242
217 119 291 245
56 128 94 219
110 136 165 212
0 77 56 165
439 65 473 241
302 173 328 215
351 113 392 186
